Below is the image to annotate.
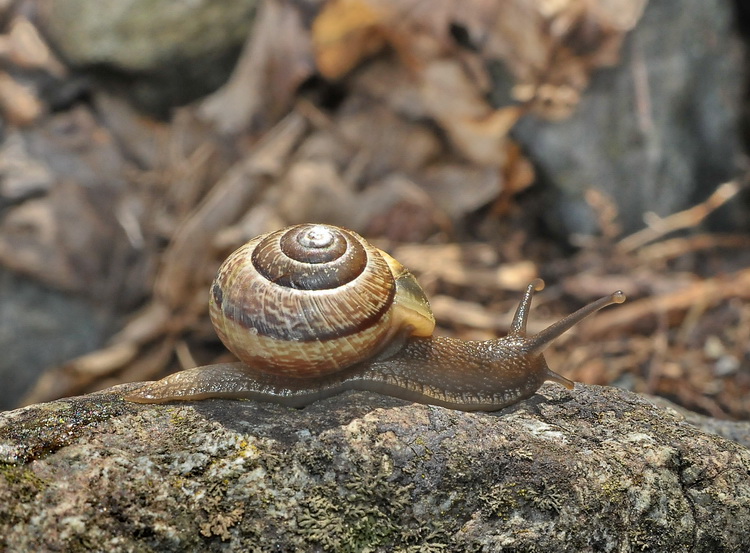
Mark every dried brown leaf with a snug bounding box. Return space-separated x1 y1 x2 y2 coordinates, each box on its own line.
199 0 314 134
312 0 388 78
0 71 42 125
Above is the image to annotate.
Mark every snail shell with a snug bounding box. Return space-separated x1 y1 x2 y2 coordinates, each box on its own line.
126 223 626 411
209 223 435 378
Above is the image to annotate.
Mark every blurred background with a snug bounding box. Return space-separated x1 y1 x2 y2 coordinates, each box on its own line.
0 0 749 418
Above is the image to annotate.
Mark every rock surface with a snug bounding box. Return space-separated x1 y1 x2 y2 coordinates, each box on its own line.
0 268 106 409
1 382 748 552
513 0 744 236
34 0 258 114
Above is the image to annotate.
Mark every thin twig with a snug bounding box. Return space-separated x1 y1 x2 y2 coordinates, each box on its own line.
618 180 743 253
589 267 750 336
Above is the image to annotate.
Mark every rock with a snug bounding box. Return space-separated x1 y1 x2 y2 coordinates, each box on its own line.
33 0 258 115
644 394 750 449
513 0 744 236
0 268 107 410
1 382 749 551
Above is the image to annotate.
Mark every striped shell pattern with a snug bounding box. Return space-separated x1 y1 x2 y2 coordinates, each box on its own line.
209 224 436 378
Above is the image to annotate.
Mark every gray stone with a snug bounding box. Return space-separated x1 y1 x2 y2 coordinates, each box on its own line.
0 268 107 410
34 0 258 114
513 0 743 236
1 382 748 552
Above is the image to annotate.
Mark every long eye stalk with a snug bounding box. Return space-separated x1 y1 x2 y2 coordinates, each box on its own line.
526 289 626 354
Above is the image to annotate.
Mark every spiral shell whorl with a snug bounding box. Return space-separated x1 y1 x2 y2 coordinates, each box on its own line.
209 224 408 378
253 224 368 289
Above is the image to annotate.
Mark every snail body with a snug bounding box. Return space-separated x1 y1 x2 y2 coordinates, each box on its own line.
125 224 625 411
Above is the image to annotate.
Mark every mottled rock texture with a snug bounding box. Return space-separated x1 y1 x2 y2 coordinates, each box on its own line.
1 382 748 552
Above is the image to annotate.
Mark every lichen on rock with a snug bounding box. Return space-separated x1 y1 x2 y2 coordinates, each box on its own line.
1 382 749 552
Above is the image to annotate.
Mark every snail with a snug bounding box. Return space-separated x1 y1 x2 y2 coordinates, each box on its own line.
125 223 625 411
